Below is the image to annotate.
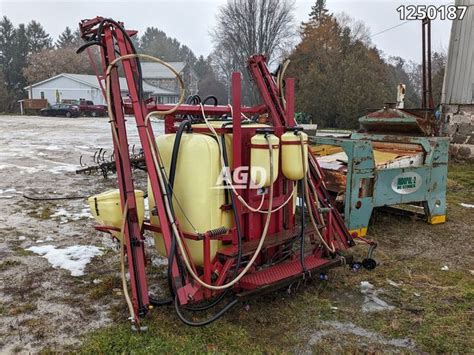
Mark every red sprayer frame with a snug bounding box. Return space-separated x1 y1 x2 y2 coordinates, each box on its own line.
79 17 358 324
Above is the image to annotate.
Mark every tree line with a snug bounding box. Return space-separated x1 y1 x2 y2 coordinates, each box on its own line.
285 0 444 128
0 1 447 129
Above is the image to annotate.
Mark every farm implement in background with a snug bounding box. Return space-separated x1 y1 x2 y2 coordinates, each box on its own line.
312 19 448 237
76 145 145 178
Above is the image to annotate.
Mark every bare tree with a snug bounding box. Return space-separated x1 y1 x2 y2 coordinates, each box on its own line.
335 12 371 45
211 0 295 104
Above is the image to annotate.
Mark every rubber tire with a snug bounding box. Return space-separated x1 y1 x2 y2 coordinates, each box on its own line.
66 111 72 118
91 111 98 117
41 111 47 116
362 258 377 270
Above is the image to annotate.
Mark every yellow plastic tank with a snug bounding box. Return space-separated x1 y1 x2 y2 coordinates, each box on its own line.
281 130 308 181
88 189 145 240
250 132 279 188
191 122 270 170
148 133 231 266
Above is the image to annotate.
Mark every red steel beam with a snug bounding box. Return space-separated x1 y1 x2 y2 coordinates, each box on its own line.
102 25 150 317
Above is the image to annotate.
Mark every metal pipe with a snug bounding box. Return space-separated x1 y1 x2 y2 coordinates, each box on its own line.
422 20 427 108
427 19 434 109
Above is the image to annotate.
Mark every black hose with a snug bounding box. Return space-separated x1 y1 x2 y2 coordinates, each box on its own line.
149 296 172 306
165 119 192 299
95 18 144 102
186 95 201 105
23 194 89 201
146 121 192 306
174 296 238 327
202 95 218 106
184 95 202 122
168 120 191 190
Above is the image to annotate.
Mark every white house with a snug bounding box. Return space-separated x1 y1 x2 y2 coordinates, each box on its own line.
141 62 198 102
25 73 179 106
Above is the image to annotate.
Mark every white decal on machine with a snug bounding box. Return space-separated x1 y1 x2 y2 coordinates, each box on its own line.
391 172 422 194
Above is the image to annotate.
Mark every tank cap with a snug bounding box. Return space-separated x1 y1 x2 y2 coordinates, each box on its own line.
255 128 275 135
285 126 304 133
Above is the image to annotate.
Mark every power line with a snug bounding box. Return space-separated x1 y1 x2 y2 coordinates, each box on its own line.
370 20 411 38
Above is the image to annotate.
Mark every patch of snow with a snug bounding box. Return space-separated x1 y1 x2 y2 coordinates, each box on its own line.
441 265 449 271
18 236 26 241
50 207 93 223
360 281 394 312
36 239 44 243
144 236 155 247
460 203 474 208
144 197 150 219
45 145 61 151
360 281 374 292
307 321 414 349
0 187 21 198
26 244 103 276
387 279 402 288
152 255 168 267
0 164 40 174
48 164 79 175
45 236 54 241
0 188 18 194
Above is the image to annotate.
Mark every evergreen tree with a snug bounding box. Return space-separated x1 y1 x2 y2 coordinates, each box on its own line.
0 71 9 112
193 55 211 79
139 27 196 64
56 26 78 48
11 23 28 94
0 16 16 91
309 0 329 23
26 20 52 54
194 55 228 104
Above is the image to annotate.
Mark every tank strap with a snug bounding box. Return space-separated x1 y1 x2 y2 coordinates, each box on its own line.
250 144 280 149
281 140 308 146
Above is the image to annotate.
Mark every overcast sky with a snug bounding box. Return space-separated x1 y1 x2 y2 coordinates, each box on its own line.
1 0 452 62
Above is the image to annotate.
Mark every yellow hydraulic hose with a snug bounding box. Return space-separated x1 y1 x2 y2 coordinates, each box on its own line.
117 201 137 324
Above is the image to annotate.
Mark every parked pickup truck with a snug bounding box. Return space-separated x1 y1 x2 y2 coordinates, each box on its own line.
62 99 107 117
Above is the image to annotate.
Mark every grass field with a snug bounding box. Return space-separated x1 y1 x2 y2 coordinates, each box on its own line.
75 164 474 354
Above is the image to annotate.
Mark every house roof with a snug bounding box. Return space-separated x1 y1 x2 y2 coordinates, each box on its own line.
140 62 186 79
24 73 177 95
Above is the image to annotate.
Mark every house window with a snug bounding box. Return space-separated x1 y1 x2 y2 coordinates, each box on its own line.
40 91 45 99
